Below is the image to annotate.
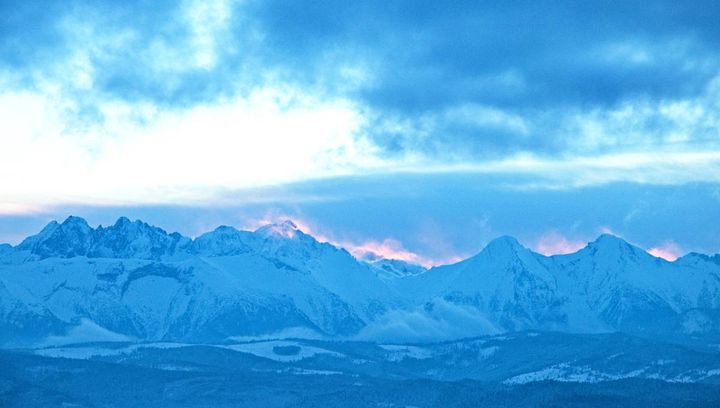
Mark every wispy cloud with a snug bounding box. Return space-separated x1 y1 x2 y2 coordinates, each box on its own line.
238 212 450 267
532 231 587 256
647 240 685 261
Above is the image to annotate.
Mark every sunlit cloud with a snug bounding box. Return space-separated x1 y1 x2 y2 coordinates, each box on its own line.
0 83 395 209
647 240 684 261
238 212 449 267
532 231 587 256
342 238 437 267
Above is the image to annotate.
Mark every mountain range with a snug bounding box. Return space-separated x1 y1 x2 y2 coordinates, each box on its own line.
1 216 720 347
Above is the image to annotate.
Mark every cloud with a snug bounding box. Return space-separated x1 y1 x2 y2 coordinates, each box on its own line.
647 240 685 261
40 318 135 347
356 298 500 343
1 0 720 212
297 223 463 268
0 83 396 209
371 74 720 160
238 211 446 267
182 0 235 70
0 203 49 216
341 238 436 267
532 231 586 256
383 150 720 190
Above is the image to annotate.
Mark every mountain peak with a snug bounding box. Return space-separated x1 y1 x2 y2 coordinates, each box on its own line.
483 235 523 252
17 216 94 257
675 252 720 267
113 216 132 227
214 225 239 233
255 220 300 239
582 233 651 261
61 215 91 229
593 233 625 243
280 220 298 229
588 234 633 250
462 235 529 263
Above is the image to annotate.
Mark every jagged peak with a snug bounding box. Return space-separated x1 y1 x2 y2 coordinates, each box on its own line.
110 216 145 229
18 217 90 249
280 220 298 229
113 216 131 227
105 216 169 237
61 215 90 227
255 220 301 239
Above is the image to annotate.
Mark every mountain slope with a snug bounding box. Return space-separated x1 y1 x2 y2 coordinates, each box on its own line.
386 234 720 341
0 217 401 345
2 216 720 346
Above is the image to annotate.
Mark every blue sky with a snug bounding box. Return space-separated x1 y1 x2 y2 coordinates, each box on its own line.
0 1 718 263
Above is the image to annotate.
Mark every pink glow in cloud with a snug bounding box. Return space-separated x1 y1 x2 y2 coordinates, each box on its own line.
333 237 464 268
343 238 436 267
647 240 683 261
242 213 334 242
533 231 586 256
240 212 456 267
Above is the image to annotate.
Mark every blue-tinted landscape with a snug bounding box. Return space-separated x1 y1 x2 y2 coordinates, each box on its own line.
1 1 719 406
1 217 720 406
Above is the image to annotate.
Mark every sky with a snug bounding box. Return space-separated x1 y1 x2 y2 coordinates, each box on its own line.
0 1 719 265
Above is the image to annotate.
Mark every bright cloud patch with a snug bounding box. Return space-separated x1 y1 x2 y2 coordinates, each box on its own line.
239 212 442 267
342 238 435 267
533 232 587 256
0 84 393 210
647 241 685 261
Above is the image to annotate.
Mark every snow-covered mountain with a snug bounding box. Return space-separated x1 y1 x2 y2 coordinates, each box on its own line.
365 258 427 281
0 216 405 346
1 216 720 347
389 234 720 341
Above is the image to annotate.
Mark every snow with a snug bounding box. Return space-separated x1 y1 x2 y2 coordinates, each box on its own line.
34 342 189 359
379 345 434 361
503 360 720 385
33 340 347 363
367 258 427 281
39 318 136 347
222 340 345 362
2 216 720 346
289 368 343 375
227 326 325 342
503 362 646 384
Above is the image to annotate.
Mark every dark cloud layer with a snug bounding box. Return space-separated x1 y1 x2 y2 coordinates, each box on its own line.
251 0 720 109
1 0 718 157
4 2 719 97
